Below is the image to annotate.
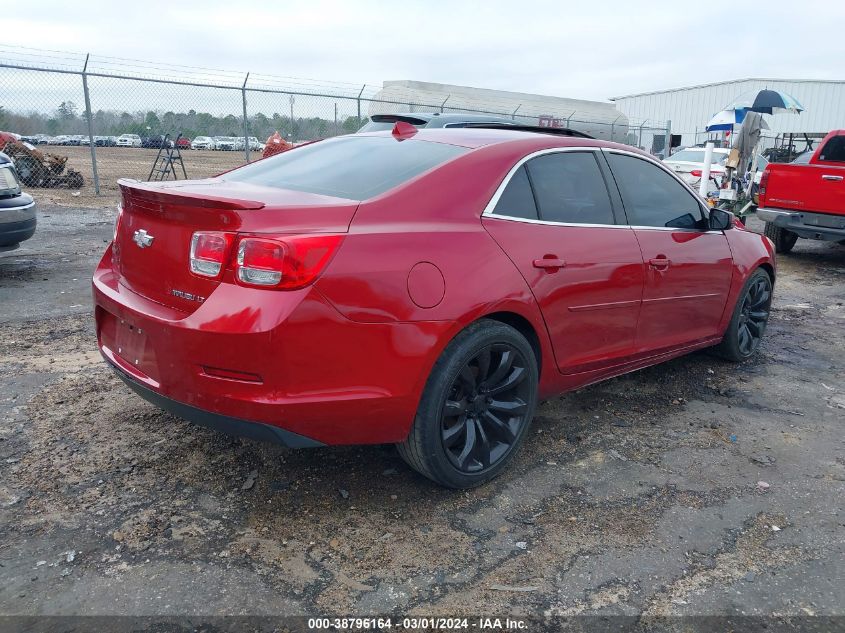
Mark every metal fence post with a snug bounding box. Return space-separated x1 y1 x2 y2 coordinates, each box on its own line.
289 95 295 142
242 72 250 163
512 104 521 120
638 119 647 149
440 95 450 113
610 115 621 142
357 84 366 126
81 54 100 194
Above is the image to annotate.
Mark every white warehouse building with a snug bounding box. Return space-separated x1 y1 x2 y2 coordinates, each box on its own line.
370 80 630 142
611 78 845 151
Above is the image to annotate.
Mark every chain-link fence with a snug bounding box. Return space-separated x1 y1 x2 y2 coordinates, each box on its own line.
0 47 670 205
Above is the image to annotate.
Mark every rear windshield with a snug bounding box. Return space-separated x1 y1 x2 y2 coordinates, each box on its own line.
225 136 468 200
668 150 729 165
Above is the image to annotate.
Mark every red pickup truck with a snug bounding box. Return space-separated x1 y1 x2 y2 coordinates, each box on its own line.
757 129 845 253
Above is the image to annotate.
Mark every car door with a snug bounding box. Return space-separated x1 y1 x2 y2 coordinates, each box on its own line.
603 150 733 354
482 149 645 375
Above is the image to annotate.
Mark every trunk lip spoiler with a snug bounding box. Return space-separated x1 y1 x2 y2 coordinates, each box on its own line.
117 178 266 210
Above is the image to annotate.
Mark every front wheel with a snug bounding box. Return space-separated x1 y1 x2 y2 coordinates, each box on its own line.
715 269 773 362
397 320 539 488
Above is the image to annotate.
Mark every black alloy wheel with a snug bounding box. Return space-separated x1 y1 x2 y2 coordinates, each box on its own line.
736 274 771 356
397 319 539 488
441 343 531 473
716 268 773 362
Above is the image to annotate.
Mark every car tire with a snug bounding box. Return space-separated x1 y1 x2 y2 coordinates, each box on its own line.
764 222 797 254
397 319 539 488
715 268 773 362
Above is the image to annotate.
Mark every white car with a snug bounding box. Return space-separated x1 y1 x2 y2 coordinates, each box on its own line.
664 147 768 191
47 135 68 145
247 137 265 151
191 136 216 150
214 137 239 151
116 134 142 148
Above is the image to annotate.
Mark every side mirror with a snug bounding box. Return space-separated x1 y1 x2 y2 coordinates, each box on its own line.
709 207 734 231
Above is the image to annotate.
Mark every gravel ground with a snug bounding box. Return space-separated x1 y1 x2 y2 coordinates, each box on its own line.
0 207 844 627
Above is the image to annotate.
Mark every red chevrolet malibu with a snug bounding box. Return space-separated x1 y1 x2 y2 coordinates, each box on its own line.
93 125 775 488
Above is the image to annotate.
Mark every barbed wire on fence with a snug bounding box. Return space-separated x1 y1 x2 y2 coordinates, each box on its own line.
0 45 671 197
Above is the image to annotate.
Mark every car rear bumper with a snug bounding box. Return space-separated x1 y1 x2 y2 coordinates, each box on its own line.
92 245 452 446
108 360 325 447
757 207 845 241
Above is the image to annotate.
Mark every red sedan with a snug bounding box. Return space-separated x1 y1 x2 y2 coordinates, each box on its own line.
93 125 775 488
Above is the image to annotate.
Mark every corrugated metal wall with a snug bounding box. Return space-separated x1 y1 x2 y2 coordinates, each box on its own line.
612 79 845 148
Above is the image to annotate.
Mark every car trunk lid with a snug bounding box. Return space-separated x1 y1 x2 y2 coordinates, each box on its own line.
114 178 358 312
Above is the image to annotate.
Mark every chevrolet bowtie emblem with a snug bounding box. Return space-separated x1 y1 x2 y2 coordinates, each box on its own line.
132 229 154 248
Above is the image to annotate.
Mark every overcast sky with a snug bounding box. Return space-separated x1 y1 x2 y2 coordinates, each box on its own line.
4 0 844 102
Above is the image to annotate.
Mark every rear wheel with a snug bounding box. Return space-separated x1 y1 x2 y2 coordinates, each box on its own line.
397 320 539 488
764 221 798 254
715 269 773 362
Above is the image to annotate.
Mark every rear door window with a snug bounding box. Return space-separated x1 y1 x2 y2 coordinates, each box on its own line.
524 152 616 225
226 136 467 200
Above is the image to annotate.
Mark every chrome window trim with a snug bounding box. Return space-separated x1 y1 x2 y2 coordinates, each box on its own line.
483 212 631 229
481 145 723 234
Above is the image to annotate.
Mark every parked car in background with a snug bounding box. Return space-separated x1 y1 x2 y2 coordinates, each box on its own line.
358 112 517 132
175 137 191 150
142 136 174 149
47 135 68 145
20 134 48 145
0 149 36 251
214 137 239 151
757 129 845 253
248 137 265 152
116 134 142 148
94 127 775 488
663 147 768 192
94 136 117 147
191 136 216 150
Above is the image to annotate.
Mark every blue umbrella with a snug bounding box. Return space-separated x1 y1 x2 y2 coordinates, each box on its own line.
724 89 804 115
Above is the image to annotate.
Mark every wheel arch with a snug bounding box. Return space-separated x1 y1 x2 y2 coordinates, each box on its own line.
482 311 543 375
758 261 775 285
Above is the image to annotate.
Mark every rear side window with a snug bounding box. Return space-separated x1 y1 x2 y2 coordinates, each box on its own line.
226 136 467 200
493 166 538 220
819 136 845 162
606 153 704 229
525 152 615 225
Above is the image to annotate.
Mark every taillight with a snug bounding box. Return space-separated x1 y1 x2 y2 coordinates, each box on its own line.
235 234 343 290
190 231 234 279
691 169 723 178
759 169 770 202
113 203 123 242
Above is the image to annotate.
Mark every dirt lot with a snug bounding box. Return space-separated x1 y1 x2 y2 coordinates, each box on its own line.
24 146 252 209
1 208 844 628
